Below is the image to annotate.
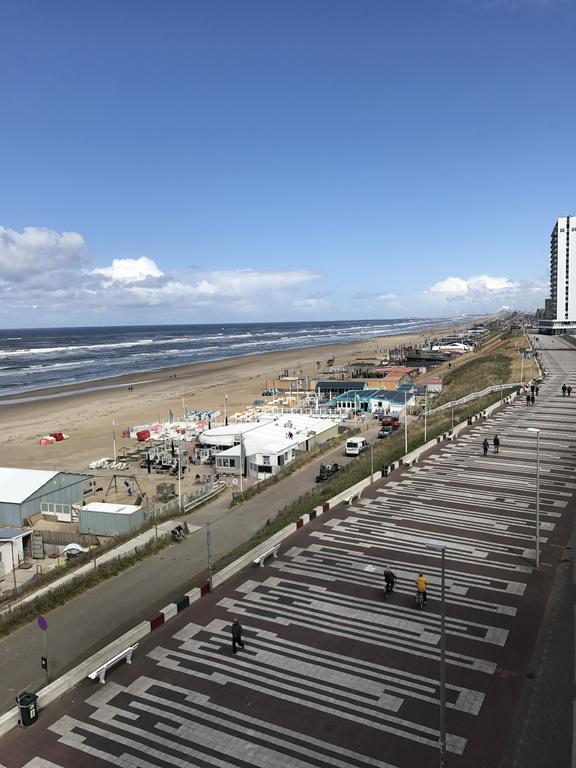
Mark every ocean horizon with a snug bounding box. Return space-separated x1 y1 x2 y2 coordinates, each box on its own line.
0 317 463 397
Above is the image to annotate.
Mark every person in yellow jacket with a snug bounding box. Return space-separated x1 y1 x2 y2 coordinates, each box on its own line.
415 573 428 604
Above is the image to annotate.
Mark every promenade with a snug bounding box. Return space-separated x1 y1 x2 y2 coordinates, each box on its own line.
0 419 379 714
1 337 575 768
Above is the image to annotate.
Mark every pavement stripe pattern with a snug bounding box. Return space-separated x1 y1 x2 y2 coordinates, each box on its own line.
3 340 576 768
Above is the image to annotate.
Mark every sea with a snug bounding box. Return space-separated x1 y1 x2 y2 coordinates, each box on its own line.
0 318 459 399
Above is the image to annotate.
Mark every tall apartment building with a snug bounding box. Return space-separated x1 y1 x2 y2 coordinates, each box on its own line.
539 215 576 334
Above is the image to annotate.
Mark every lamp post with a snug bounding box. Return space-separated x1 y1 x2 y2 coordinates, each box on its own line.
239 432 244 494
526 427 541 568
370 443 374 484
206 522 213 591
112 420 117 463
224 393 228 426
424 386 428 443
425 538 448 766
404 390 408 455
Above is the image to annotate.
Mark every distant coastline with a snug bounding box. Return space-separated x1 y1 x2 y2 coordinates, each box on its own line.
0 317 465 401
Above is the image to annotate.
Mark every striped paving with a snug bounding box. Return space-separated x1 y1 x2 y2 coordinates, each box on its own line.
2 338 575 768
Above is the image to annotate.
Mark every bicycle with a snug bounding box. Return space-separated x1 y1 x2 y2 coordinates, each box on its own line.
415 590 424 609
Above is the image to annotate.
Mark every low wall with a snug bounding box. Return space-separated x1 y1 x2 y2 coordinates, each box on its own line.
0 389 521 736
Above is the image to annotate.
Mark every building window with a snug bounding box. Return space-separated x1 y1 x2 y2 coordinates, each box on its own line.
262 455 270 465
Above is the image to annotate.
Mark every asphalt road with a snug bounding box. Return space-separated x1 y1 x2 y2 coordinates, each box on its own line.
0 417 383 712
1 335 575 768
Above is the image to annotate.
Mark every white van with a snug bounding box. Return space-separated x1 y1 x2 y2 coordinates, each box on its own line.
345 437 369 456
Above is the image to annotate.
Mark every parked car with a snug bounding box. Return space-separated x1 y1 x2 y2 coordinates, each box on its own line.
345 437 369 456
380 415 399 426
378 427 392 438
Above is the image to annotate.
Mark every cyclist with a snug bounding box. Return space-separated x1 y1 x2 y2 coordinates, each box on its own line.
415 573 428 605
383 566 396 595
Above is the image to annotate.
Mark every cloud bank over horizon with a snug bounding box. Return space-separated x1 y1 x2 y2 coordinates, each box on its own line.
0 224 547 326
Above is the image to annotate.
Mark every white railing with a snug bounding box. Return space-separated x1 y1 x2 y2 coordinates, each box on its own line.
426 382 524 416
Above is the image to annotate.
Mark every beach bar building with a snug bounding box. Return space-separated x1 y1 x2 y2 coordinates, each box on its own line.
0 468 91 528
315 380 367 399
198 414 340 480
332 388 415 416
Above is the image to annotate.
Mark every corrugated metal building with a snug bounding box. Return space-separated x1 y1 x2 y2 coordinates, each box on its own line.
0 468 90 527
78 502 145 537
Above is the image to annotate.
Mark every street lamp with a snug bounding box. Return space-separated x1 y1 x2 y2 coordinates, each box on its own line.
404 390 408 455
425 538 448 766
424 385 428 443
370 443 374 483
526 427 541 568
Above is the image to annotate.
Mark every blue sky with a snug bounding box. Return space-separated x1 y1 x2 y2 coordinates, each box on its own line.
0 0 574 327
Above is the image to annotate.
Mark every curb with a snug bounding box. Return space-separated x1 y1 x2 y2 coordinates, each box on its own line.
0 391 521 736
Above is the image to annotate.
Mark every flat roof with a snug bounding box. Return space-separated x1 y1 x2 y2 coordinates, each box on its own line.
0 468 60 504
81 503 141 516
0 527 30 540
201 413 340 457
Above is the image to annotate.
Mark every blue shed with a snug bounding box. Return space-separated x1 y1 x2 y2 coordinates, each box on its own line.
0 468 90 527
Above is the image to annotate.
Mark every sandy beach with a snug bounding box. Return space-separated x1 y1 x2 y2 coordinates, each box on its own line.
0 323 467 475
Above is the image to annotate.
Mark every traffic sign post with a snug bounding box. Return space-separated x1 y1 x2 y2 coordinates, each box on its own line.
37 615 48 682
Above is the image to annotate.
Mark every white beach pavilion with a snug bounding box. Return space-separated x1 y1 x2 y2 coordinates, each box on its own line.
198 413 341 480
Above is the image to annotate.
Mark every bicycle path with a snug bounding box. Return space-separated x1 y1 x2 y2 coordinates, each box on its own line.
0 420 377 713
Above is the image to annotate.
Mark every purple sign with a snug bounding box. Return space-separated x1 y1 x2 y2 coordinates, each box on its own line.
37 615 48 632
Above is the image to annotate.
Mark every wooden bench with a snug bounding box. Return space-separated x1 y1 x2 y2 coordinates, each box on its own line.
253 544 280 567
88 643 139 684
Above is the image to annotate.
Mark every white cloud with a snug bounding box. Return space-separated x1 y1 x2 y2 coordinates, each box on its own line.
0 225 89 280
196 269 318 297
91 256 164 283
293 297 328 310
429 274 518 296
376 293 397 301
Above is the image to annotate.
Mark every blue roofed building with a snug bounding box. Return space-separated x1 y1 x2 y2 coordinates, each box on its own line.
332 388 416 415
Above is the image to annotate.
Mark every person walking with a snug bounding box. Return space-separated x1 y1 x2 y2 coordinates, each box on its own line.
535 385 540 396
482 438 489 456
231 618 244 654
493 434 500 454
530 384 535 396
416 573 428 604
562 384 567 397
530 394 535 405
526 393 531 406
568 385 573 397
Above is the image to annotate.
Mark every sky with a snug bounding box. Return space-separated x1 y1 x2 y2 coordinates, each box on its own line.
0 0 575 328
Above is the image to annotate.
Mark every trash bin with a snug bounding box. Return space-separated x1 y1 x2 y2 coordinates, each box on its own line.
16 692 38 727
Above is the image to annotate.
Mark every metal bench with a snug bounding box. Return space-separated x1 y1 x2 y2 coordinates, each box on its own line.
253 544 280 567
88 643 139 684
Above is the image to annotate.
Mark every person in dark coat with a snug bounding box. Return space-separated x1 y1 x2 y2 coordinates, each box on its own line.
526 393 531 405
231 618 244 654
568 386 573 397
493 435 500 454
530 394 535 405
530 384 535 396
562 384 567 396
535 386 540 396
482 438 489 456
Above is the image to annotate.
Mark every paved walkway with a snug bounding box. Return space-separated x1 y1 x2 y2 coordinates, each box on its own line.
0 419 377 712
1 338 575 767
